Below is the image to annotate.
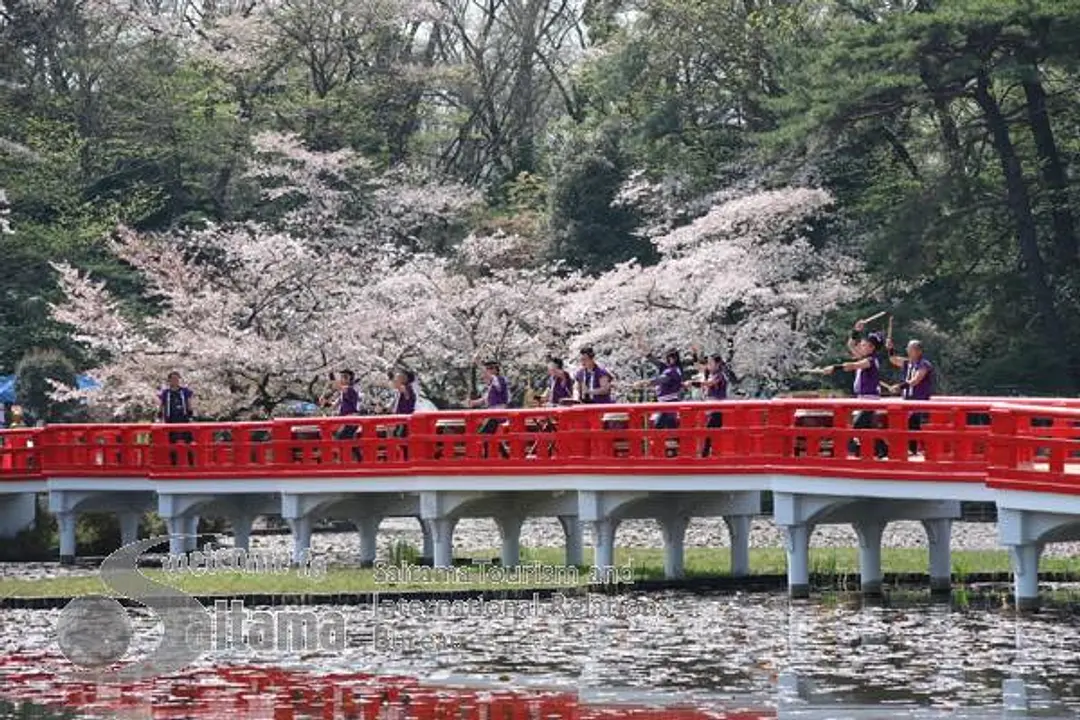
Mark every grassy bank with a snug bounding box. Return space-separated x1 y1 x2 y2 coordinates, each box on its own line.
3 546 1080 599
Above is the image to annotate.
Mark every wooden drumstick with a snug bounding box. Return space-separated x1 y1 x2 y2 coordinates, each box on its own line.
860 310 888 325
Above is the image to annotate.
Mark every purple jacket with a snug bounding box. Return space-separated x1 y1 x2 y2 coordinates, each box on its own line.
902 358 934 400
705 371 727 400
338 386 361 415
393 387 416 414
652 365 683 402
575 366 612 404
853 356 880 397
485 376 510 408
548 375 573 406
159 387 193 423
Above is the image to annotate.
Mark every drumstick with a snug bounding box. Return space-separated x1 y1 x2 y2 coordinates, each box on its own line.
860 310 888 325
886 315 893 343
798 367 830 375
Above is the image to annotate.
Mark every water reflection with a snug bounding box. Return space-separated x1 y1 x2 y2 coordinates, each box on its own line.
0 591 1079 718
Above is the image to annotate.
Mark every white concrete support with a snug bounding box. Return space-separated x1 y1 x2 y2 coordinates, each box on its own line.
184 515 200 552
780 524 811 598
118 511 141 546
660 516 689 580
725 515 751 577
230 514 253 551
559 515 583 566
57 510 77 565
165 516 186 555
496 515 524 567
923 518 953 593
428 518 457 568
853 520 886 596
774 491 960 599
592 518 618 570
995 507 1080 610
420 518 434 560
1009 543 1043 611
288 516 313 565
356 516 381 567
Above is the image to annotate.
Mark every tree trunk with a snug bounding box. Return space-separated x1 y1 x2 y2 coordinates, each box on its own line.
1021 61 1077 267
972 69 1064 370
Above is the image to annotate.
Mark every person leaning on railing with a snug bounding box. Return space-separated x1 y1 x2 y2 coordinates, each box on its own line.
159 371 195 465
643 348 684 430
332 370 362 440
387 369 417 460
466 361 511 459
822 321 888 459
573 347 614 404
689 347 729 457
884 338 934 455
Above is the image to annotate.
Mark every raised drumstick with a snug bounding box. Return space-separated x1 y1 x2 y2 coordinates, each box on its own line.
860 310 888 325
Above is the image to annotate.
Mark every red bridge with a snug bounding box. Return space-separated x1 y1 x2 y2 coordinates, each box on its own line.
3 397 1080 607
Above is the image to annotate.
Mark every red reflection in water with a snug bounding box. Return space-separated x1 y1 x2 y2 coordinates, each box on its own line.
0 653 774 720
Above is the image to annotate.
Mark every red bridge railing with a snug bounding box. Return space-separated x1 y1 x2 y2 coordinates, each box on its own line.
2 399 1079 494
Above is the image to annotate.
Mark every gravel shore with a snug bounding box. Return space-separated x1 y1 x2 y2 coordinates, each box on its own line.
3 517 1077 583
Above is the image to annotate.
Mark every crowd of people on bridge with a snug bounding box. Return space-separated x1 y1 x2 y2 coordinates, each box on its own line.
155 318 934 457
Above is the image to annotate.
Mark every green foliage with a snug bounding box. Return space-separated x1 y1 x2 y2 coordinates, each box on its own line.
388 539 422 565
0 501 56 562
762 0 1080 392
547 125 653 272
2 0 1080 397
14 349 78 424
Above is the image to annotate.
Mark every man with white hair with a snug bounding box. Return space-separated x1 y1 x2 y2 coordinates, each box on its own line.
885 337 934 454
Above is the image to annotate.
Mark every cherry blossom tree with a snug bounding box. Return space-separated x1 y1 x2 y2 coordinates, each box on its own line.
566 185 861 395
48 133 539 418
51 224 366 419
361 230 580 405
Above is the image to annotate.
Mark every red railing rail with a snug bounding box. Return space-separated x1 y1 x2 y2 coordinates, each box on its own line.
0 427 44 480
986 403 1080 495
2 398 1080 493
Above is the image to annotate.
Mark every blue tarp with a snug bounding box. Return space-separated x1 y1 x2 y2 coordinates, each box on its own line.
0 374 100 404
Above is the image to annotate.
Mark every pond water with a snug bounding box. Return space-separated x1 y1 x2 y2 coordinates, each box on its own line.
1 591 1079 718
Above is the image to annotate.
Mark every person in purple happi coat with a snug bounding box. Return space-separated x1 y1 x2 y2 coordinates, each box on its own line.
824 320 888 458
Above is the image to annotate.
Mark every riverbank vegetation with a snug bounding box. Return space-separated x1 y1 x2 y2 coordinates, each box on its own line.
3 547 1080 599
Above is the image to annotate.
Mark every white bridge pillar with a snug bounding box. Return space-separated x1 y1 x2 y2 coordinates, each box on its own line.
780 523 812 598
774 491 959 599
425 517 457 568
559 515 583 566
496 514 524 567
287 516 312 565
355 515 381 567
660 516 690 579
854 520 886 596
50 489 156 562
118 511 141 546
420 517 434 560
57 510 77 565
579 489 759 579
995 506 1080 611
923 517 953 593
725 514 751 577
592 518 618 570
230 513 253 551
